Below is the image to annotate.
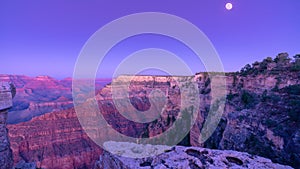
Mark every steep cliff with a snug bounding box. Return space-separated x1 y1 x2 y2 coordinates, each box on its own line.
191 53 300 168
0 82 15 169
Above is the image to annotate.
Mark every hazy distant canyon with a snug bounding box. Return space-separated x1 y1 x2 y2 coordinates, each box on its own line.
0 75 110 124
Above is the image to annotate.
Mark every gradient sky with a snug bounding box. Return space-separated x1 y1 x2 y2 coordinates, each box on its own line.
1 0 300 78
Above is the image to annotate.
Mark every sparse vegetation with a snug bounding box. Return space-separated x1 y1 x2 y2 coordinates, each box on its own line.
226 91 238 101
238 53 300 77
280 84 300 95
261 90 268 102
291 56 300 71
288 102 300 122
204 78 211 87
241 90 257 108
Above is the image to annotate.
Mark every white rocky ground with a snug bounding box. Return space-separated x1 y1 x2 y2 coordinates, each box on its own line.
94 141 293 169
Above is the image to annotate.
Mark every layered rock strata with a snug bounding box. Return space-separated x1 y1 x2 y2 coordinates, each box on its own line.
8 108 102 169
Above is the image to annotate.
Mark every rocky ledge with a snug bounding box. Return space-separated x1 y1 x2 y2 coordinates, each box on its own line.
94 141 293 169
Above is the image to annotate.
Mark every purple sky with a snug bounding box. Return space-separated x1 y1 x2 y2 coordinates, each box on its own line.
1 0 300 78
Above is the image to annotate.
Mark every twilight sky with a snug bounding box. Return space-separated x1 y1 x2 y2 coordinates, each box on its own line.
1 0 300 78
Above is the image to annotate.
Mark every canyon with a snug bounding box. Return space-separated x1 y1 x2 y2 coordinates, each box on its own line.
3 53 300 168
0 75 110 124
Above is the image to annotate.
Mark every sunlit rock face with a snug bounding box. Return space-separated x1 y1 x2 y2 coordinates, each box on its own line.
94 142 292 169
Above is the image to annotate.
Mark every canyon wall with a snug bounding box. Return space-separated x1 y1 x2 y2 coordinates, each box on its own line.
191 57 300 168
8 108 102 169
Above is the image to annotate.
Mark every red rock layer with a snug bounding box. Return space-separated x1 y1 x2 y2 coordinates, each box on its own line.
8 108 102 169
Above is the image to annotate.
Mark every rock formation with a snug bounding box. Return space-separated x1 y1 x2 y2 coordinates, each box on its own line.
94 141 292 169
93 54 300 167
0 82 15 169
191 54 300 168
6 54 300 168
8 108 102 169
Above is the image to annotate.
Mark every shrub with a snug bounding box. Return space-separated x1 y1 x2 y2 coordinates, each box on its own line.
264 119 277 127
261 90 268 102
240 64 251 76
227 91 238 101
204 78 211 87
291 65 300 71
280 85 300 95
287 99 300 122
291 59 300 71
263 57 273 63
241 90 256 108
274 52 290 63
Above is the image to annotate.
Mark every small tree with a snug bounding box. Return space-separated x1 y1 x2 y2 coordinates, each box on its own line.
274 52 291 64
9 83 16 98
240 64 251 76
263 57 273 63
293 54 300 60
291 54 300 71
252 61 260 67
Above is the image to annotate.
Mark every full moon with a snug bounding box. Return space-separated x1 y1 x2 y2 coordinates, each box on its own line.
225 3 233 10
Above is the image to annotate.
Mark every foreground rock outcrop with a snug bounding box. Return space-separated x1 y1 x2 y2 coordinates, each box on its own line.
94 141 292 169
0 82 15 169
